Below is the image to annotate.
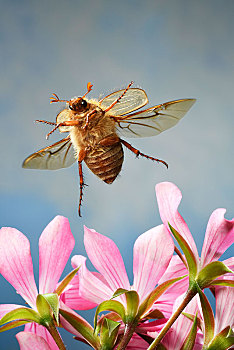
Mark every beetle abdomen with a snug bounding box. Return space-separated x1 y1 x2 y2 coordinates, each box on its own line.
85 143 124 184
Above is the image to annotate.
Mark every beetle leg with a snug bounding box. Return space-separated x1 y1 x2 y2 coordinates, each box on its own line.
78 149 87 217
120 138 168 168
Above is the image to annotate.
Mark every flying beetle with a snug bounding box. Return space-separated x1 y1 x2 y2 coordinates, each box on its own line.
22 81 196 216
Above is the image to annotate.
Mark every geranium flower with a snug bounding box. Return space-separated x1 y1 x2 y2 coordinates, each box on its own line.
0 216 78 349
149 182 234 349
64 224 175 307
155 182 234 272
61 223 188 349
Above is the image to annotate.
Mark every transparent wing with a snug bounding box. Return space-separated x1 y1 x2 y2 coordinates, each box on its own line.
22 137 76 170
114 99 196 138
99 88 148 116
56 109 73 132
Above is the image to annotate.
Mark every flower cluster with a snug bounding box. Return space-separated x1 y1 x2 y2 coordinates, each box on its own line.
0 182 233 350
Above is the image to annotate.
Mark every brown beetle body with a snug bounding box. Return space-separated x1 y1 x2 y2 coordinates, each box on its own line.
68 103 124 184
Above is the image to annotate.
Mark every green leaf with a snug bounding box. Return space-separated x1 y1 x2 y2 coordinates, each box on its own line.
197 261 233 289
42 293 60 325
100 318 120 349
60 308 100 349
138 275 186 318
208 279 234 287
94 300 126 331
36 294 50 316
0 308 40 328
180 313 198 350
55 267 80 296
125 291 140 322
198 289 215 346
0 320 31 332
169 224 197 280
206 326 234 350
182 312 202 330
111 288 129 299
36 294 58 326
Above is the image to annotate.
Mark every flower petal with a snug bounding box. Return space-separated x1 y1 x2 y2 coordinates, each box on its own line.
215 284 234 335
60 275 97 310
16 331 52 350
39 216 75 294
200 209 234 267
162 295 202 350
155 255 189 318
0 228 38 307
24 323 58 350
126 334 149 349
71 255 113 304
155 182 199 263
158 255 188 284
83 226 130 291
133 225 174 300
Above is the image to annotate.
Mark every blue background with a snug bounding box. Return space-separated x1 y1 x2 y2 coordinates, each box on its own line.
0 1 233 348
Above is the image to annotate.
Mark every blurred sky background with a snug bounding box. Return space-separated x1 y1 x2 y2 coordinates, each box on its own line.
0 0 234 349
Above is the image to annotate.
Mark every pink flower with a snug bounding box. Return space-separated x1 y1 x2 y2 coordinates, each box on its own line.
155 182 234 272
154 182 234 348
63 224 176 319
0 216 75 349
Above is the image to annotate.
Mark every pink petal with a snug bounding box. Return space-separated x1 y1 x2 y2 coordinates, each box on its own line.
200 209 234 267
60 275 97 310
0 304 23 319
158 255 188 284
0 228 38 307
39 216 75 294
83 226 130 291
126 334 149 349
136 319 166 334
222 257 234 271
156 255 189 317
155 182 199 263
24 323 58 350
215 284 234 334
71 255 113 304
133 225 174 300
16 331 52 350
162 295 202 350
155 256 189 318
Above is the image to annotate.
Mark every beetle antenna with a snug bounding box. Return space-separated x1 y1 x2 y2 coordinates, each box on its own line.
82 82 93 98
50 93 69 104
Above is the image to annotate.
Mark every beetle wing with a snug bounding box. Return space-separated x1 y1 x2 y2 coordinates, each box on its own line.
113 98 196 138
22 137 76 170
56 109 73 133
100 88 148 116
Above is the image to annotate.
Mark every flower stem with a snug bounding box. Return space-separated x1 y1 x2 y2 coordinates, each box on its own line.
46 322 66 350
147 289 197 350
116 321 138 350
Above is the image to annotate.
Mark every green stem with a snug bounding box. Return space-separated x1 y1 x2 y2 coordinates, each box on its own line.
116 320 138 350
46 322 66 350
147 289 197 350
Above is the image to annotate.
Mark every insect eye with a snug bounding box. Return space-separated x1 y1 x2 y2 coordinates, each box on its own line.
80 99 87 108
